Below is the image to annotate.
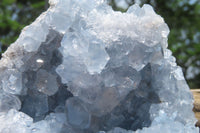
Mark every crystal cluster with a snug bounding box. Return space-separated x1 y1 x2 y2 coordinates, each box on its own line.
0 0 198 133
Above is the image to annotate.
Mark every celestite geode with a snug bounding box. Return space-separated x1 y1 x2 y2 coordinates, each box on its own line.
0 0 198 133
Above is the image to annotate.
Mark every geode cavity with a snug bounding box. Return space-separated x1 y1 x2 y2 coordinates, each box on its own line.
0 0 197 133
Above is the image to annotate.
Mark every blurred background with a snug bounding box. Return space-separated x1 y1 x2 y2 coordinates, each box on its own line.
0 0 199 88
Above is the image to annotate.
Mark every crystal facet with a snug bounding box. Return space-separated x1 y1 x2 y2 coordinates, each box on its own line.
0 0 197 133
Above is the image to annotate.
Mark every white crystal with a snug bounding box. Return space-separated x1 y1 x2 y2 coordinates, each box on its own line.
114 0 129 9
0 0 197 132
2 69 23 95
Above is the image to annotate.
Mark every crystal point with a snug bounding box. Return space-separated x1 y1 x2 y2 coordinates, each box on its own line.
0 0 197 132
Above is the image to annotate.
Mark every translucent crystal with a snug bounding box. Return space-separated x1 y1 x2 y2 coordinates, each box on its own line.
0 109 33 133
35 69 58 96
20 89 49 121
0 90 21 112
2 69 22 95
66 97 91 129
0 0 197 132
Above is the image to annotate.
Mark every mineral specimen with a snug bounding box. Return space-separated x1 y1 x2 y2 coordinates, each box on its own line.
0 0 198 133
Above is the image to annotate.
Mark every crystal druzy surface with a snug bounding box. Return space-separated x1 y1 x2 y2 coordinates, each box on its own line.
0 0 198 132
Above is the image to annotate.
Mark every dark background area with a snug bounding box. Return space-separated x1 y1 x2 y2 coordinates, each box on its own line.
0 0 200 88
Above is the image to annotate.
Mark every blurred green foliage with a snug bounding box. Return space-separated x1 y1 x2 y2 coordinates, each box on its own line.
0 0 46 54
0 0 200 88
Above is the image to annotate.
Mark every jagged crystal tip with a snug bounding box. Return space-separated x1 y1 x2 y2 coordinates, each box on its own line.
0 0 197 133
